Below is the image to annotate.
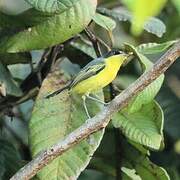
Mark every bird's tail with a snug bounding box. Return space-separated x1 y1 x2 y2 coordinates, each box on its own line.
45 84 70 99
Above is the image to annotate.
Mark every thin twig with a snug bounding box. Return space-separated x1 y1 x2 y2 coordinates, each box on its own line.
10 41 180 180
96 36 111 51
85 28 102 57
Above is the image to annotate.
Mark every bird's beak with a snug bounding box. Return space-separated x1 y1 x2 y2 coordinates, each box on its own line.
122 52 134 66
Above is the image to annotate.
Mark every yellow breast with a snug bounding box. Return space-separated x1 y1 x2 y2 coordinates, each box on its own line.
72 55 126 95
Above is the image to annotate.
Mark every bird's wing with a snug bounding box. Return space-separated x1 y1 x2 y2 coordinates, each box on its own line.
70 59 106 88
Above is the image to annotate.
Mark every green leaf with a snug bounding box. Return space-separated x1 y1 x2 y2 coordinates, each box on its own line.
113 101 164 150
0 139 21 180
29 69 104 180
25 0 97 13
122 140 170 180
25 0 69 13
122 0 167 36
93 13 116 32
143 17 166 38
0 0 97 53
134 158 170 180
124 44 164 113
97 8 166 37
137 40 177 54
0 61 22 96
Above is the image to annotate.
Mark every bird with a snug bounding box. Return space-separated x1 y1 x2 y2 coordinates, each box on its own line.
46 49 130 118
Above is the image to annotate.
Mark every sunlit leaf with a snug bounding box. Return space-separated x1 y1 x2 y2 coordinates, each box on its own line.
121 167 142 180
122 0 167 35
97 7 166 37
174 140 180 154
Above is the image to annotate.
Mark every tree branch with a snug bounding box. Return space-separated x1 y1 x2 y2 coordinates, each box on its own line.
10 41 180 180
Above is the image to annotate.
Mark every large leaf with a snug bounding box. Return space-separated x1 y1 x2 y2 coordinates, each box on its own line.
124 44 164 113
0 0 97 53
29 69 105 180
97 8 166 37
0 139 21 180
93 13 116 32
122 0 167 35
113 101 164 150
0 61 22 96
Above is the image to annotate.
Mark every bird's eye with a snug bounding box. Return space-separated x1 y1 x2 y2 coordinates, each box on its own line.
113 50 123 55
105 49 124 57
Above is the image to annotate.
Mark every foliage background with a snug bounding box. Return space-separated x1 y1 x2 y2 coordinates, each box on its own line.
0 0 179 179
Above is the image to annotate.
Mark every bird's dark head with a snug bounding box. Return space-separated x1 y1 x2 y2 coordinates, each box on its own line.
105 49 125 58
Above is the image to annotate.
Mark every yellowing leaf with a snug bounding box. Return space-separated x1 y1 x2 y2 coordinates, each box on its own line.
171 0 180 15
122 0 167 35
98 7 166 37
